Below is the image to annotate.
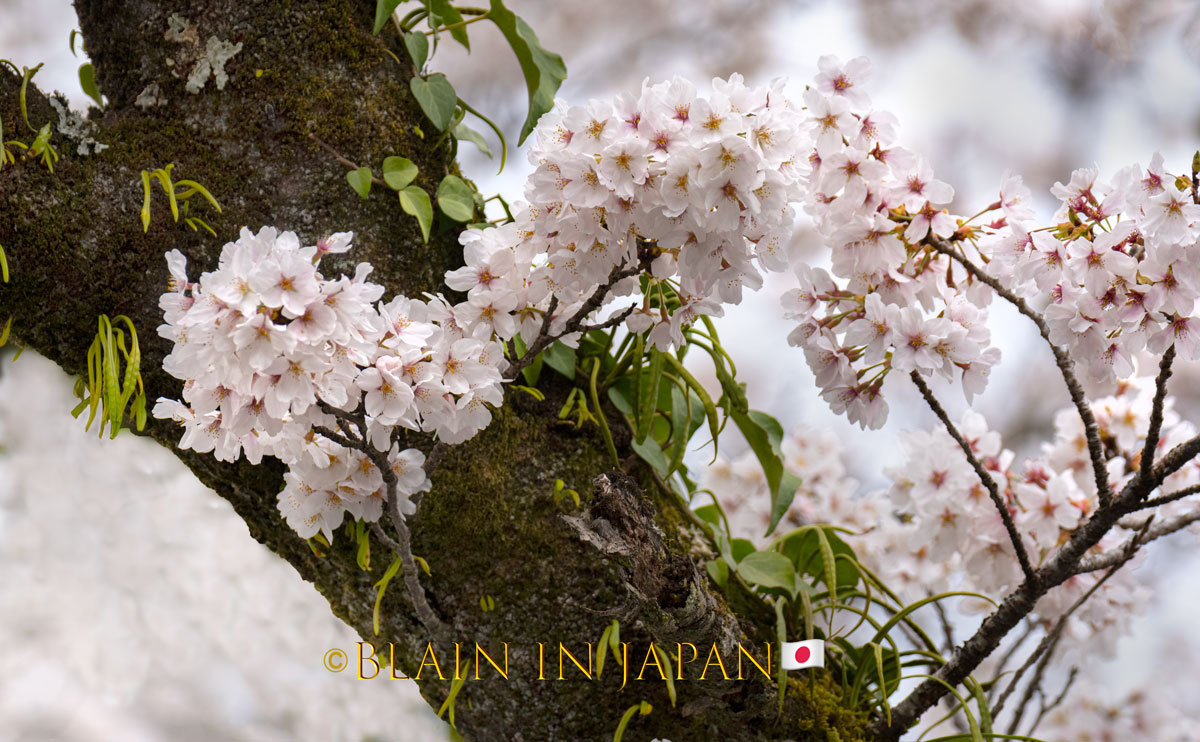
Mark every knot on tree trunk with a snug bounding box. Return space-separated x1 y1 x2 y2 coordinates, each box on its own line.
563 472 739 649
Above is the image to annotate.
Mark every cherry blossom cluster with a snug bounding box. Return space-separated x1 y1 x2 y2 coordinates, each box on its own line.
150 76 819 542
505 74 808 349
867 386 1192 655
781 56 999 429
984 156 1200 394
153 227 504 540
705 375 1200 659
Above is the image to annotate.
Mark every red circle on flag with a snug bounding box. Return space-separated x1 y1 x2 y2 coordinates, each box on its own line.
794 646 810 664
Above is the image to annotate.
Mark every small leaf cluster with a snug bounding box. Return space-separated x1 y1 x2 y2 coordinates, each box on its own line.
140 164 222 235
70 315 147 438
0 60 59 172
345 154 479 242
374 0 565 147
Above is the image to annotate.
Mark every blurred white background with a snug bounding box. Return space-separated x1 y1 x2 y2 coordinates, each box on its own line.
4 0 1200 739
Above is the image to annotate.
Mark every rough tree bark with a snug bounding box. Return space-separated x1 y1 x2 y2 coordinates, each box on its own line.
0 2 865 739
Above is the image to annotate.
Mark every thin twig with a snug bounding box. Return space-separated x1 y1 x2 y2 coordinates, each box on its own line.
308 133 386 185
1028 667 1077 737
506 263 639 379
1074 509 1200 574
423 440 448 475
1133 482 1200 511
314 404 448 639
1135 346 1176 492
986 620 1036 702
928 237 1112 507
578 303 636 333
931 594 956 655
910 370 1035 581
1143 434 1200 486
876 369 1200 738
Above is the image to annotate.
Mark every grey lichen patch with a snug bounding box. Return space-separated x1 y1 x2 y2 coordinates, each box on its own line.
164 13 199 45
135 83 167 109
48 96 108 155
186 37 243 93
162 13 242 95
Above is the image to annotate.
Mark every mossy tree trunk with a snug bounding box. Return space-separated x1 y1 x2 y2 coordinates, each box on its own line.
0 2 866 739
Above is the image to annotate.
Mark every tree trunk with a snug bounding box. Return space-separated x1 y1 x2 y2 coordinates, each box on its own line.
0 1 866 738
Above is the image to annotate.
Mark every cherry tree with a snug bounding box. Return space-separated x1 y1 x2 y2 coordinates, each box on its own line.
3 1 1199 739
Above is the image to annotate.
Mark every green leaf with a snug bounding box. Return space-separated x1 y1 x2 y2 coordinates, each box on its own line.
694 504 721 527
736 550 796 593
729 538 757 563
430 0 470 48
373 0 405 34
355 522 371 571
346 167 373 199
607 383 633 416
398 185 433 242
662 354 720 460
436 174 476 222
381 156 418 190
596 623 612 678
609 620 621 664
543 341 576 380
403 31 429 69
748 409 784 450
655 645 677 707
730 408 785 525
630 435 670 477
769 471 803 537
635 349 663 443
486 0 567 144
612 701 652 742
778 526 861 593
78 63 102 108
410 73 458 131
705 559 729 588
513 334 543 386
773 597 788 715
453 122 492 159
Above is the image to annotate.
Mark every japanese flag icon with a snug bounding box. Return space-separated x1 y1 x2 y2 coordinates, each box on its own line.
780 639 824 670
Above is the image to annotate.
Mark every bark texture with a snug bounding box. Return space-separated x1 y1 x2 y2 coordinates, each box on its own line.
0 2 866 739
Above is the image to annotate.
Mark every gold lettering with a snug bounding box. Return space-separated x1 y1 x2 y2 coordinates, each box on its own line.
415 643 445 680
618 642 630 691
737 642 772 680
476 643 509 679
637 644 666 681
558 642 594 680
675 642 699 680
357 642 379 680
699 643 730 680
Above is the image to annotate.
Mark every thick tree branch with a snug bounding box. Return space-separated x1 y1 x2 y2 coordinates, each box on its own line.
0 4 837 737
992 546 1136 724
874 367 1200 739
